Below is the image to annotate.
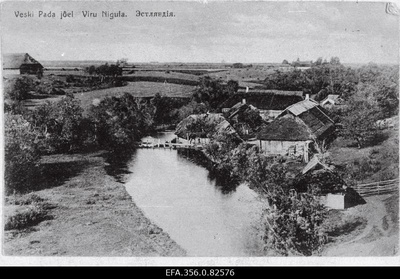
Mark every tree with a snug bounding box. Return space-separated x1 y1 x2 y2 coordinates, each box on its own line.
29 95 86 153
262 187 327 256
226 80 239 95
192 76 229 109
5 76 34 101
329 56 341 65
172 100 209 122
282 59 289 65
86 65 96 75
88 93 154 149
232 63 244 68
339 98 382 148
4 113 40 193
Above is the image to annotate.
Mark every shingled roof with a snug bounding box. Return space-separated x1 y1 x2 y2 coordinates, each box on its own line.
258 99 336 142
3 53 43 69
219 92 304 111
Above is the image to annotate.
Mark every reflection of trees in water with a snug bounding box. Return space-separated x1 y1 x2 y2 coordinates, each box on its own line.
102 148 137 183
207 169 240 194
177 149 240 194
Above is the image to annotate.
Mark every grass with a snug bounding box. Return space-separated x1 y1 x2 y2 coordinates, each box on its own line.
23 81 195 110
4 205 53 231
3 152 186 256
322 209 367 239
125 70 200 82
4 194 55 231
328 116 399 184
74 81 195 109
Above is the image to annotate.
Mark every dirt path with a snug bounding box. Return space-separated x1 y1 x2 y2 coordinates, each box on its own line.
3 152 186 256
321 194 399 256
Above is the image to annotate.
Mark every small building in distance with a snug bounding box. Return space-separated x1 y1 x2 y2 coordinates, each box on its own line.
320 94 343 108
2 53 43 75
219 89 304 121
255 98 336 162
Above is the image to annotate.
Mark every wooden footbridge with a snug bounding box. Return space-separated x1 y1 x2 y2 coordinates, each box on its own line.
138 137 204 150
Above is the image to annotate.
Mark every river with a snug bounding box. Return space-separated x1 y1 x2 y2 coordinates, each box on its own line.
110 131 265 256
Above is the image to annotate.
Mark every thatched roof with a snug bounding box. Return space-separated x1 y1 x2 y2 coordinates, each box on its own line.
175 113 238 139
257 115 313 141
236 89 303 96
219 92 303 111
3 53 43 69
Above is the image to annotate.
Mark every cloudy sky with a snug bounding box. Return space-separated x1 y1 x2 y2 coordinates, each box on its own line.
1 0 399 64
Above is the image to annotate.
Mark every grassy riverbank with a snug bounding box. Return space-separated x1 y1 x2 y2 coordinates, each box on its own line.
3 152 186 256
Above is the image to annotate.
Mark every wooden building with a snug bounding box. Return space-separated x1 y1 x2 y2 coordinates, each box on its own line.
2 53 43 75
255 99 336 162
219 90 304 121
175 113 240 144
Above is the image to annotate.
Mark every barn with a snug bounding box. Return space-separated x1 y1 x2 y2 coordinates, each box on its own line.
255 98 336 162
2 53 43 75
219 90 304 121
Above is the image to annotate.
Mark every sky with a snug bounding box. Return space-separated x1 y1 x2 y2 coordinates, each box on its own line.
0 0 399 64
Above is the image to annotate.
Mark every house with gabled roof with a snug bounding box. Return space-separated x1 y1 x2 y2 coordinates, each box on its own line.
219 90 304 121
2 53 43 75
255 98 336 162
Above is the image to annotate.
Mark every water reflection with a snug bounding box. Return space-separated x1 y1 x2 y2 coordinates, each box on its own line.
106 132 264 256
101 148 137 183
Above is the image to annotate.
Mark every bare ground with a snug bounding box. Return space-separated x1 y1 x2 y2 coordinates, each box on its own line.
321 193 399 256
2 152 186 256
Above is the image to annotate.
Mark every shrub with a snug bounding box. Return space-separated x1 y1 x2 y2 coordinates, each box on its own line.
262 188 328 256
28 95 86 153
4 204 52 231
88 93 154 149
4 76 35 101
12 194 45 205
4 114 40 194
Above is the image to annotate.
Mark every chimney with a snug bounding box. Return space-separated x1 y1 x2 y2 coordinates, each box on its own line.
242 98 246 104
305 93 310 100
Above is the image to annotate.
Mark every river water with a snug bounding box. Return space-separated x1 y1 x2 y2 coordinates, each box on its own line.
117 132 265 256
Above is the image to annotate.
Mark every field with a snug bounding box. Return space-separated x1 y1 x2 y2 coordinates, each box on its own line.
74 81 195 109
16 61 291 111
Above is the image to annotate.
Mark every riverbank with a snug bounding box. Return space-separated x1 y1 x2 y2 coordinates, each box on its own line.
3 151 186 256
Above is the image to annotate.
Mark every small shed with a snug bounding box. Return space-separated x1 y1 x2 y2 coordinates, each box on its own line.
320 94 342 108
2 53 43 75
292 168 366 209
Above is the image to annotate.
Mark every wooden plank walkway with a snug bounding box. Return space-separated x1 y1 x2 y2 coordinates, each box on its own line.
138 139 203 150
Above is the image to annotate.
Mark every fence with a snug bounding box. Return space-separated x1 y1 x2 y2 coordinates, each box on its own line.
353 178 399 197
